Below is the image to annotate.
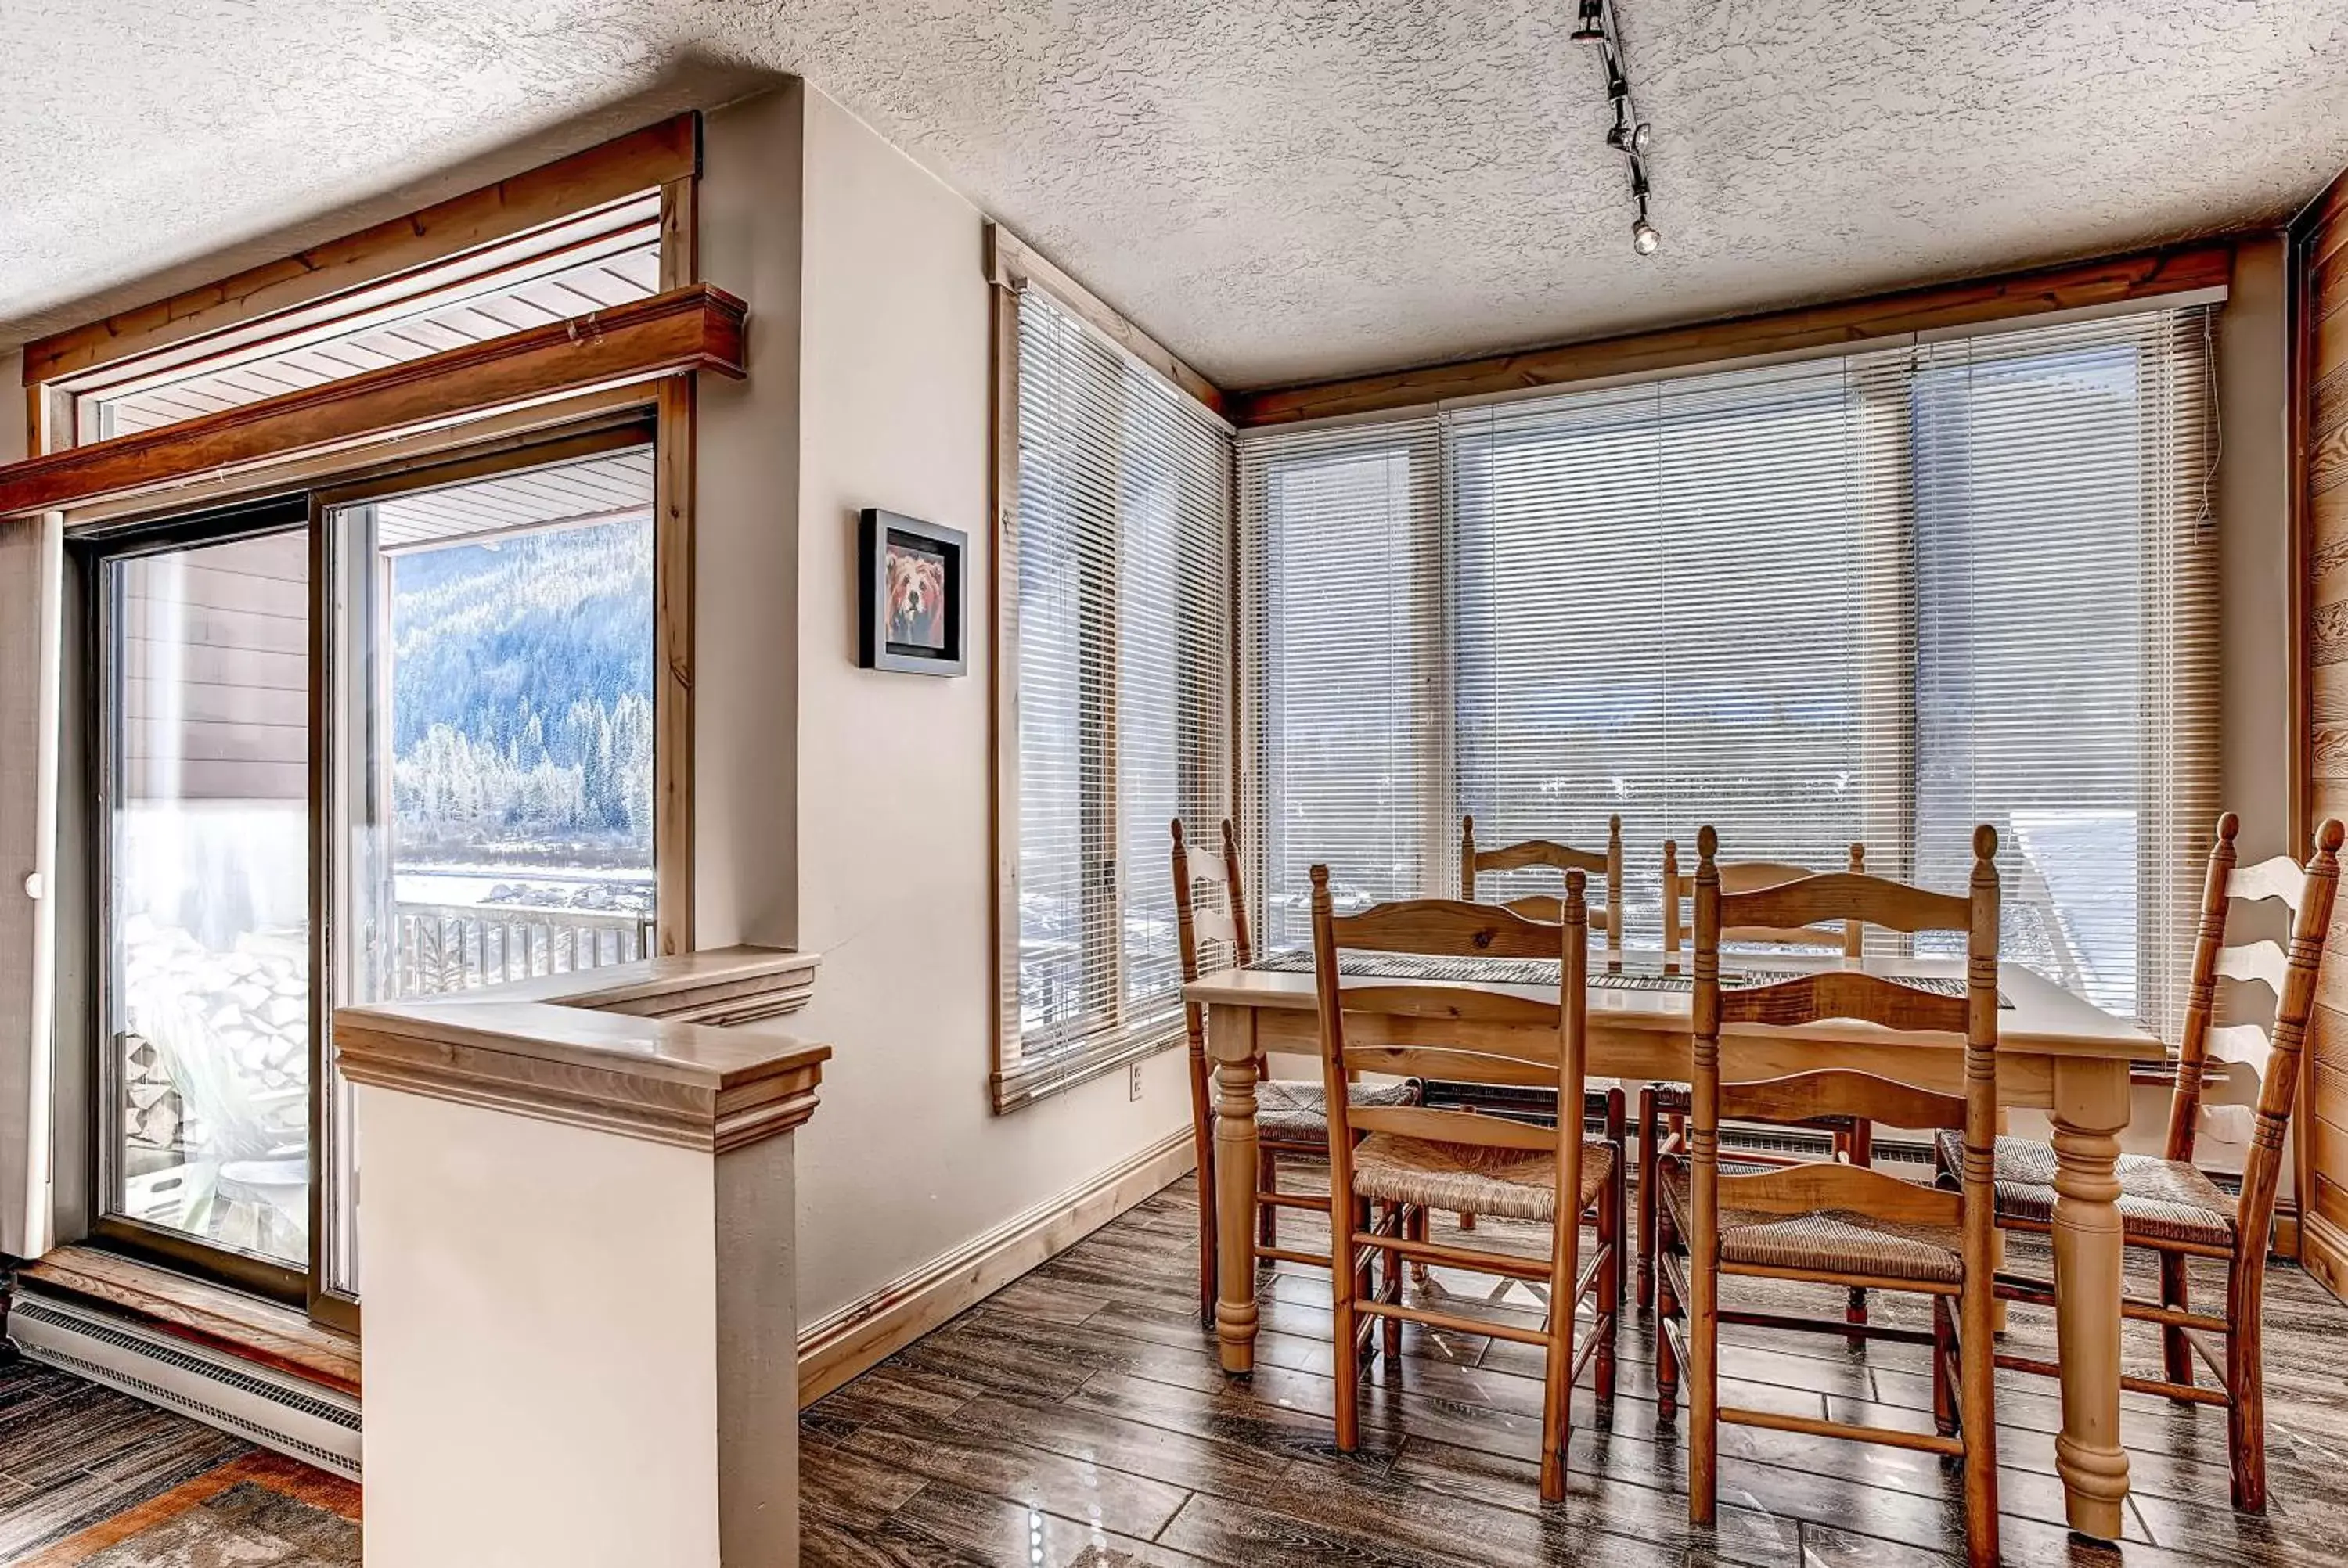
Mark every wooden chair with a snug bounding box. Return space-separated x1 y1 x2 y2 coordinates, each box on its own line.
1460 813 1624 954
1655 825 2004 1568
1309 867 1623 1501
1457 815 1627 1239
1172 818 1418 1325
1639 840 1874 1339
1931 811 2344 1513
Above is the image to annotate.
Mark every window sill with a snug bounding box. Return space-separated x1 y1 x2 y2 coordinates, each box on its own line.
992 1025 1183 1115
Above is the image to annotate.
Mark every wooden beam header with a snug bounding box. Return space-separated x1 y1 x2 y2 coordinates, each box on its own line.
1231 240 2237 428
22 113 700 388
0 283 745 518
985 222 1227 417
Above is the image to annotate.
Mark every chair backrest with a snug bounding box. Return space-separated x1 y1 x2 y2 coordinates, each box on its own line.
2162 812 2344 1249
1664 839 1866 963
1309 869 1590 1225
1686 824 2000 1275
1171 817 1252 982
1460 814 1624 949
1172 818 1254 1080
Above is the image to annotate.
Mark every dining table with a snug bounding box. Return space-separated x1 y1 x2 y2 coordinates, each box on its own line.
1183 947 2166 1542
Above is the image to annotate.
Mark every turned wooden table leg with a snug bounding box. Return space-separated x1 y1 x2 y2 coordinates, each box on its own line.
2049 1058 2132 1541
1210 1003 1262 1376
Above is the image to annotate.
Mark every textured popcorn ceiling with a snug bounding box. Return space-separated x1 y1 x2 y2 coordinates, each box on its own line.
4 2 2346 389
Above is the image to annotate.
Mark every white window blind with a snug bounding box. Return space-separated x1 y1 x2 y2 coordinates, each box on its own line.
1001 285 1233 1106
1240 304 2216 1034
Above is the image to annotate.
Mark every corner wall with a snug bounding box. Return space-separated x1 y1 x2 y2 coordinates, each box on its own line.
696 85 1192 1329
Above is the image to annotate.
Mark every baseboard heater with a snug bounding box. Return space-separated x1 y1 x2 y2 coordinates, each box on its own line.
7 1290 362 1480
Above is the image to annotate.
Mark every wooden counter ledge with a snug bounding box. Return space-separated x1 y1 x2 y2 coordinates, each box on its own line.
333 944 830 1153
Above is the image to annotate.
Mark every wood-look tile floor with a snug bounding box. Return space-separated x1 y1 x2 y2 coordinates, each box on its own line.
0 1350 358 1566
801 1170 2348 1568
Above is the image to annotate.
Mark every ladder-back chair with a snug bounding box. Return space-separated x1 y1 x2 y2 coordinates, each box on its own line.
1310 866 1623 1502
1172 819 1417 1324
1656 825 2004 1568
1461 813 1624 953
1932 811 2343 1512
1458 815 1628 1237
1641 840 1875 1341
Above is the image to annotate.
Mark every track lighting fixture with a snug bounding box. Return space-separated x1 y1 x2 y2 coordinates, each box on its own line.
1570 0 1659 256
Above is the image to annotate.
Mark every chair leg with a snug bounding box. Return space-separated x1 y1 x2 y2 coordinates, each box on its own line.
1379 1204 1403 1364
1605 1088 1628 1308
1959 1270 2001 1567
1636 1085 1658 1311
1844 1121 1873 1350
2160 1251 2193 1388
1330 1190 1362 1453
1655 1199 1680 1422
1190 1045 1218 1328
1594 1171 1619 1407
1258 1150 1279 1251
1689 1243 1718 1527
1931 1294 1957 1438
2230 1254 2267 1512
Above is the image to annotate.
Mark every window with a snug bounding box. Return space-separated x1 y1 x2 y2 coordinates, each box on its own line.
53 194 664 444
998 286 1233 1106
1239 305 2217 1033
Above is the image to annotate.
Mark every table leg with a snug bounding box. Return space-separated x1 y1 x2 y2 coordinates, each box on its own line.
2048 1058 2132 1541
1210 1004 1262 1376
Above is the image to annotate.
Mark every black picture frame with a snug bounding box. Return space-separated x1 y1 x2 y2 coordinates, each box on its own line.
859 509 967 676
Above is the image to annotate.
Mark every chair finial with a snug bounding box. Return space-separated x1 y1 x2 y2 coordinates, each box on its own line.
2216 811 2240 845
1170 817 1187 854
1696 824 1718 861
1972 823 1998 864
2320 818 2346 856
1221 818 1240 857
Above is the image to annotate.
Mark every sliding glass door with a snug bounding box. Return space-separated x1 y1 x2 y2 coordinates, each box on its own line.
95 505 316 1293
88 430 658 1314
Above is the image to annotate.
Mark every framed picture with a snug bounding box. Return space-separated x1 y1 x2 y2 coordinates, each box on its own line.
859 509 967 676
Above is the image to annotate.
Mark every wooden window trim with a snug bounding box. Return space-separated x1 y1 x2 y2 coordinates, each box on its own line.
983 224 1228 417
1230 239 2238 427
984 225 1231 1112
19 114 699 407
0 283 745 519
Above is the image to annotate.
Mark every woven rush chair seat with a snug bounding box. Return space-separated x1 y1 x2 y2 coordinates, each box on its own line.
1932 1131 2236 1249
1662 1163 1962 1287
1353 1135 1614 1225
1257 1079 1420 1145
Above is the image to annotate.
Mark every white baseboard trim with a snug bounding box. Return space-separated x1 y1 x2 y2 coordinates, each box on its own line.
797 1127 1194 1405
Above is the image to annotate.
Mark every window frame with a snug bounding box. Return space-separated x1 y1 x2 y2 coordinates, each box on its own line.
986 230 1237 1113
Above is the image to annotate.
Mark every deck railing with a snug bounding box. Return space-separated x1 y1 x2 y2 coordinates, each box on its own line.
393 901 656 999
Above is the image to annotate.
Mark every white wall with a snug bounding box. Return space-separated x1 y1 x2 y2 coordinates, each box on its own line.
697 84 1190 1325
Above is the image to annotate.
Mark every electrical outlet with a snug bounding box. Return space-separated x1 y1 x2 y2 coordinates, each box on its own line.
1129 1062 1144 1102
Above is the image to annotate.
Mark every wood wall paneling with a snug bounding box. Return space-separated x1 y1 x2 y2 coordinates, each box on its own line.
2297 167 2348 1296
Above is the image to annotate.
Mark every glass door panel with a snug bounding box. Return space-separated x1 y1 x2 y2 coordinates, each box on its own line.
102 527 312 1273
321 444 658 1303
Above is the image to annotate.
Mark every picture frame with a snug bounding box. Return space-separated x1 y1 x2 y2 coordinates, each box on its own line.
858 509 967 676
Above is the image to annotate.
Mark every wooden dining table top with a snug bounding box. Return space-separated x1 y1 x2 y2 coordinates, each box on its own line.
1185 948 2166 1063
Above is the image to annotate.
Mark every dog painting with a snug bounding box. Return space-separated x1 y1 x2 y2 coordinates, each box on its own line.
859 510 967 675
885 538 949 651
